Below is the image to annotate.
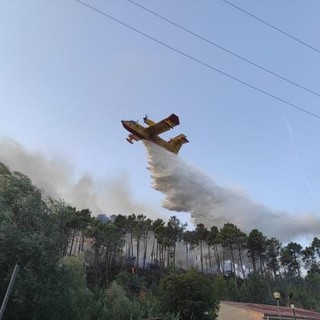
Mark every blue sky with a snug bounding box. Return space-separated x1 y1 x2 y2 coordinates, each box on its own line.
1 1 320 234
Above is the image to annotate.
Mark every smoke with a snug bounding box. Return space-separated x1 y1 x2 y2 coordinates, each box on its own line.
2 137 318 242
0 138 162 219
145 141 320 241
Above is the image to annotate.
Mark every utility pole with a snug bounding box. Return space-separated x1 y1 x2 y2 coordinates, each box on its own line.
273 291 282 320
0 264 19 320
290 304 297 320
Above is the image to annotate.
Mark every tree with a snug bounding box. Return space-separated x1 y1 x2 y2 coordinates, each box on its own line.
113 213 130 262
101 281 140 320
133 214 146 269
126 214 137 266
152 218 166 268
182 230 198 269
265 237 282 278
235 229 247 281
58 256 94 320
240 273 272 304
207 226 222 274
142 218 152 269
0 162 94 320
281 242 303 279
166 216 187 268
247 229 266 274
220 223 243 283
303 237 320 274
195 223 209 273
158 269 219 319
132 214 152 269
87 219 124 287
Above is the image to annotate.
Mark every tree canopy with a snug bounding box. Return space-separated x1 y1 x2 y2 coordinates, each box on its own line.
1 161 320 319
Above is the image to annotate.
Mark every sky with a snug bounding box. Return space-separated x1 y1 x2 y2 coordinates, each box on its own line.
1 1 320 243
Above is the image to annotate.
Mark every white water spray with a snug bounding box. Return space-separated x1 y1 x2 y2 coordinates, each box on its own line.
145 141 320 241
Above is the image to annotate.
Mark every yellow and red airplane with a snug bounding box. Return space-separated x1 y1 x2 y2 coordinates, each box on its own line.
121 113 189 154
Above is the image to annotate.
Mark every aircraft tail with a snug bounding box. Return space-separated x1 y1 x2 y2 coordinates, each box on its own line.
168 134 189 154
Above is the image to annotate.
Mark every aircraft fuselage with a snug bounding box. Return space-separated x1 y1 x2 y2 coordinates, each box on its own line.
121 114 188 154
121 120 150 139
121 120 178 153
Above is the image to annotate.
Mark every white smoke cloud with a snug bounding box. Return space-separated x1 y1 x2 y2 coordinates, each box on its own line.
145 140 320 241
2 137 318 242
0 138 163 219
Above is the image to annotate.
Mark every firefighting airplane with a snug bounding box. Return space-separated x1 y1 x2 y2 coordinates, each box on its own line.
121 113 189 154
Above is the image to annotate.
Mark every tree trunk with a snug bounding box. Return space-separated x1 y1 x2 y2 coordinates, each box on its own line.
221 247 225 275
160 245 164 269
295 257 302 278
150 236 155 265
214 245 222 274
200 240 204 273
125 234 129 257
136 237 140 269
238 246 246 282
155 241 159 265
252 253 256 273
77 232 82 255
69 229 76 256
260 256 267 276
143 232 148 269
105 250 109 287
130 232 134 265
208 244 212 273
186 243 189 268
94 246 99 286
230 245 237 287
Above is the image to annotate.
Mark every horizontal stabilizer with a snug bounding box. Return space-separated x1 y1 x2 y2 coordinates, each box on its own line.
171 134 189 144
167 134 189 154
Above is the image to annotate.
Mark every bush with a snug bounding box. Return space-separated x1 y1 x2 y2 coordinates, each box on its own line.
158 269 219 320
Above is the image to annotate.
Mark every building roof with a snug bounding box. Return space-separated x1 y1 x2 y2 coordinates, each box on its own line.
222 301 320 320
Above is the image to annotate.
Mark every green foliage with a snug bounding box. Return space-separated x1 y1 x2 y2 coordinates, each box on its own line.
163 312 182 320
158 269 219 320
281 242 303 279
239 273 272 304
220 223 246 282
60 256 94 319
265 237 281 277
115 271 165 319
211 275 241 302
247 229 266 273
291 273 320 311
212 275 226 300
224 277 240 301
104 282 141 320
0 162 94 320
116 271 146 296
4 162 320 318
86 219 125 287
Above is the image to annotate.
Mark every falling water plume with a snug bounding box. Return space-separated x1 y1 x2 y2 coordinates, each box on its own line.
144 140 320 241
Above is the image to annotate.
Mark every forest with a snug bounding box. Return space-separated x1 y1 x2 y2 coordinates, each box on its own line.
0 161 320 320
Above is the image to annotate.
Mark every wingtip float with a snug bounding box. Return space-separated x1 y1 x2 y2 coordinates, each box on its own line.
121 113 189 154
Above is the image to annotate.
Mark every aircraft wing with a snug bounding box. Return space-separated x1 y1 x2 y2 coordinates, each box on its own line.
147 114 180 136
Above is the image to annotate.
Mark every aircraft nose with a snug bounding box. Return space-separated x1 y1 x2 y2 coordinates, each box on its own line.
121 120 129 130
